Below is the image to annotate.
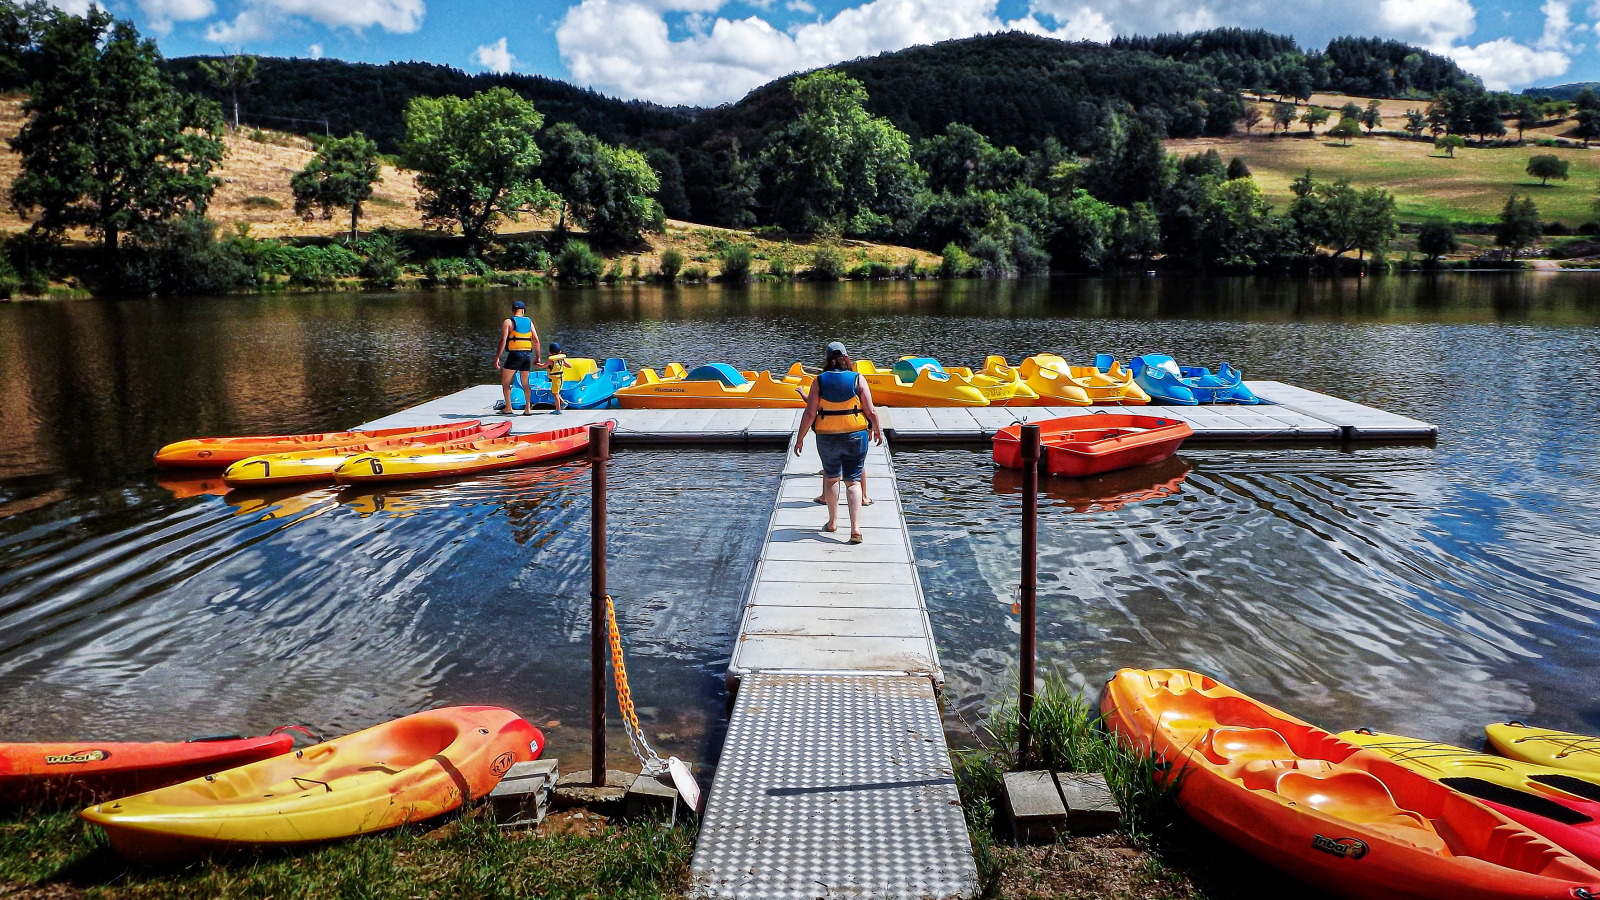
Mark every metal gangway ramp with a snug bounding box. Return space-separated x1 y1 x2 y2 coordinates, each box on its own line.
690 434 978 900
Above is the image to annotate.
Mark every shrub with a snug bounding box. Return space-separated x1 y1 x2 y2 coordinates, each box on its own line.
717 243 753 283
658 248 684 281
421 256 469 287
938 243 975 277
602 260 622 283
493 240 551 272
356 230 409 287
554 239 604 284
766 255 792 278
681 265 709 281
629 257 642 280
241 195 283 210
808 242 846 280
866 259 895 279
114 214 256 296
970 234 1014 277
898 258 920 278
0 255 20 299
4 232 56 295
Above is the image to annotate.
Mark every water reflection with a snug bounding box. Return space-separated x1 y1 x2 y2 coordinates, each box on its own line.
990 455 1190 513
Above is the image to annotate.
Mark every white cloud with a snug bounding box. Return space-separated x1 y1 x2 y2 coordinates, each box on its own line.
205 0 424 43
1009 8 1114 43
474 36 516 74
785 0 813 10
42 0 89 14
1448 37 1570 89
1537 0 1581 51
309 42 323 57
1378 0 1475 50
138 0 214 34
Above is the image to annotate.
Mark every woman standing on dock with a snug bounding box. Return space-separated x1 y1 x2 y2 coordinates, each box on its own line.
795 341 883 544
495 300 541 415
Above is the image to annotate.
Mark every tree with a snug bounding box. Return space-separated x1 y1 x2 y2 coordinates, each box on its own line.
1403 109 1427 138
1468 94 1506 143
1495 193 1541 259
1416 219 1457 266
1300 106 1330 134
1513 96 1540 141
1276 62 1312 103
291 132 380 242
9 9 224 251
1339 101 1362 121
1226 156 1251 180
1328 117 1361 145
1242 106 1263 133
1427 101 1450 138
1291 175 1397 260
1526 154 1570 186
1359 99 1383 134
401 87 551 255
1271 101 1297 132
197 54 257 131
760 70 918 235
1435 134 1466 158
0 0 60 90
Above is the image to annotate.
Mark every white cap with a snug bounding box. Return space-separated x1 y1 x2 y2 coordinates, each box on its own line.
827 341 848 355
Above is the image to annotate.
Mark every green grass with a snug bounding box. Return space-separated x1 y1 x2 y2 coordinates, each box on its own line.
1174 134 1600 224
0 807 695 899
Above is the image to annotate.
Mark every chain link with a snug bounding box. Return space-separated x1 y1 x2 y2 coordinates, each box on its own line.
604 594 669 776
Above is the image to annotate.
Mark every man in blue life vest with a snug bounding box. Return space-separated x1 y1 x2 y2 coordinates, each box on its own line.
495 300 541 415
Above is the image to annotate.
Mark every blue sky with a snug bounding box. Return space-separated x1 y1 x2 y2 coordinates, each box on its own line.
62 0 1600 105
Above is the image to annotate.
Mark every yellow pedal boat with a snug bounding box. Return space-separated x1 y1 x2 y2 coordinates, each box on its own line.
614 363 807 409
1489 722 1600 775
850 357 989 407
1019 354 1151 406
947 356 1037 406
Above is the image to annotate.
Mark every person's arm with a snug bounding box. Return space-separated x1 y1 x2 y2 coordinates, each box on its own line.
530 324 543 367
795 379 822 455
494 319 510 369
857 375 884 444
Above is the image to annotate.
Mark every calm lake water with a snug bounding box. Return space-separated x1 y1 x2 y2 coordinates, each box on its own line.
2 275 1598 770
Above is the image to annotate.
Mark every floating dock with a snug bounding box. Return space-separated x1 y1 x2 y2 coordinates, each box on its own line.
351 380 1436 900
357 381 1437 443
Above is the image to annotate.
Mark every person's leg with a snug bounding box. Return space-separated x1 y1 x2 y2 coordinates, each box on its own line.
516 370 531 413
552 376 564 413
846 481 863 540
843 433 868 542
500 365 515 413
823 475 841 532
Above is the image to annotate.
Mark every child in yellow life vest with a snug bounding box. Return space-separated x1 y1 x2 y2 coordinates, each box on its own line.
545 343 570 415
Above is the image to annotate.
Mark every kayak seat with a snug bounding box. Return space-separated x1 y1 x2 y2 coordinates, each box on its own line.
1203 726 1296 764
686 363 747 387
1276 769 1432 832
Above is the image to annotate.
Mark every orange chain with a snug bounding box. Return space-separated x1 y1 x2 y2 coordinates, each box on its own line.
603 594 666 774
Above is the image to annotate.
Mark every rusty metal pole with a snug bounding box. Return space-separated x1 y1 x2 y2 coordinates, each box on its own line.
1018 423 1040 765
589 424 610 787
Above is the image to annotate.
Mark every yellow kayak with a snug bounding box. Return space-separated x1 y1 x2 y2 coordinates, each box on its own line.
222 421 510 487
1489 722 1600 775
614 363 806 409
851 357 988 407
1019 354 1151 406
81 707 543 864
947 356 1036 406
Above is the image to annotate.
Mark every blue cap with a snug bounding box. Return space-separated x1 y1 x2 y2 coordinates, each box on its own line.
550 342 561 352
512 300 525 309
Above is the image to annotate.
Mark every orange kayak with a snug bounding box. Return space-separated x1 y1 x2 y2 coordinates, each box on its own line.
82 707 542 863
1101 668 1600 900
222 420 512 486
1 731 297 806
154 421 476 468
334 421 612 484
993 414 1192 477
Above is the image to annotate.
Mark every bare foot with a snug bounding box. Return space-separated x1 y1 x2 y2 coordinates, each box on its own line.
823 523 837 533
849 532 863 544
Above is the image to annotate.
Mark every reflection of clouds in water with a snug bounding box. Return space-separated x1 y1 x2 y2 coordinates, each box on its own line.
906 446 1545 749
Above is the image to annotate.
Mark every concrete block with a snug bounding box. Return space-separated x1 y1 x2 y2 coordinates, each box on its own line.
626 772 680 818
1003 770 1067 843
1056 771 1122 835
488 758 558 829
552 768 632 811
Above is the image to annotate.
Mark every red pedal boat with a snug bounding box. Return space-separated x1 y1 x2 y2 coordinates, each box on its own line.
993 414 1193 477
0 731 300 805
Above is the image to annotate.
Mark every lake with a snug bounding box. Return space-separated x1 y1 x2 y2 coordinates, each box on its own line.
2 274 1598 770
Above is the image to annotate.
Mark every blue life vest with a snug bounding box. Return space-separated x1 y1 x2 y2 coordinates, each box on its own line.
816 370 867 433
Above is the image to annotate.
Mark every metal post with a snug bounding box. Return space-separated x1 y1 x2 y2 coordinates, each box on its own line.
1018 423 1040 764
589 424 610 787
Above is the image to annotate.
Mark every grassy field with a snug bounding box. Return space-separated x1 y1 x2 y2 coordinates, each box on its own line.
1170 132 1600 224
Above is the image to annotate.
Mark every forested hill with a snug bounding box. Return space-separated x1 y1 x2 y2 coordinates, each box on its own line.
160 57 691 151
1524 82 1600 99
165 28 1480 155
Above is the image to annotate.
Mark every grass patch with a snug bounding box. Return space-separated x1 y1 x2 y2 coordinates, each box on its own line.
0 806 694 900
367 197 407 209
239 196 282 210
1171 134 1600 224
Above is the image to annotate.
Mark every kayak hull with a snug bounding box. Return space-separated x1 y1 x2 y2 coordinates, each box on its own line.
1102 668 1600 900
334 422 610 484
1489 723 1600 775
222 421 510 487
0 734 294 806
993 415 1192 476
81 707 542 863
155 422 470 469
1342 729 1600 870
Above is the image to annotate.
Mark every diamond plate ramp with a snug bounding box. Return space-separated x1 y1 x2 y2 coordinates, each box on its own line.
691 673 977 900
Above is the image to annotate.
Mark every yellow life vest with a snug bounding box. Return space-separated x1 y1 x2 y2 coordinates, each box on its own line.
507 316 534 352
547 353 568 383
815 370 868 434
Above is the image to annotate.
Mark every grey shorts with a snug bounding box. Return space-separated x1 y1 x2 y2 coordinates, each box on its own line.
817 431 868 482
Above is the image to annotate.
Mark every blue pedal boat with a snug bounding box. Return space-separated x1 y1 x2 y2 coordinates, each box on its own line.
1128 354 1259 405
508 357 635 410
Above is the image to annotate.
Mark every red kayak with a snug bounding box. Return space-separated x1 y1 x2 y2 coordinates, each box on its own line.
994 414 1192 477
0 731 301 805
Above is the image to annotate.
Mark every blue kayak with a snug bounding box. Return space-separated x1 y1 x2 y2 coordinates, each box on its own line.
1128 354 1259 405
507 357 635 410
